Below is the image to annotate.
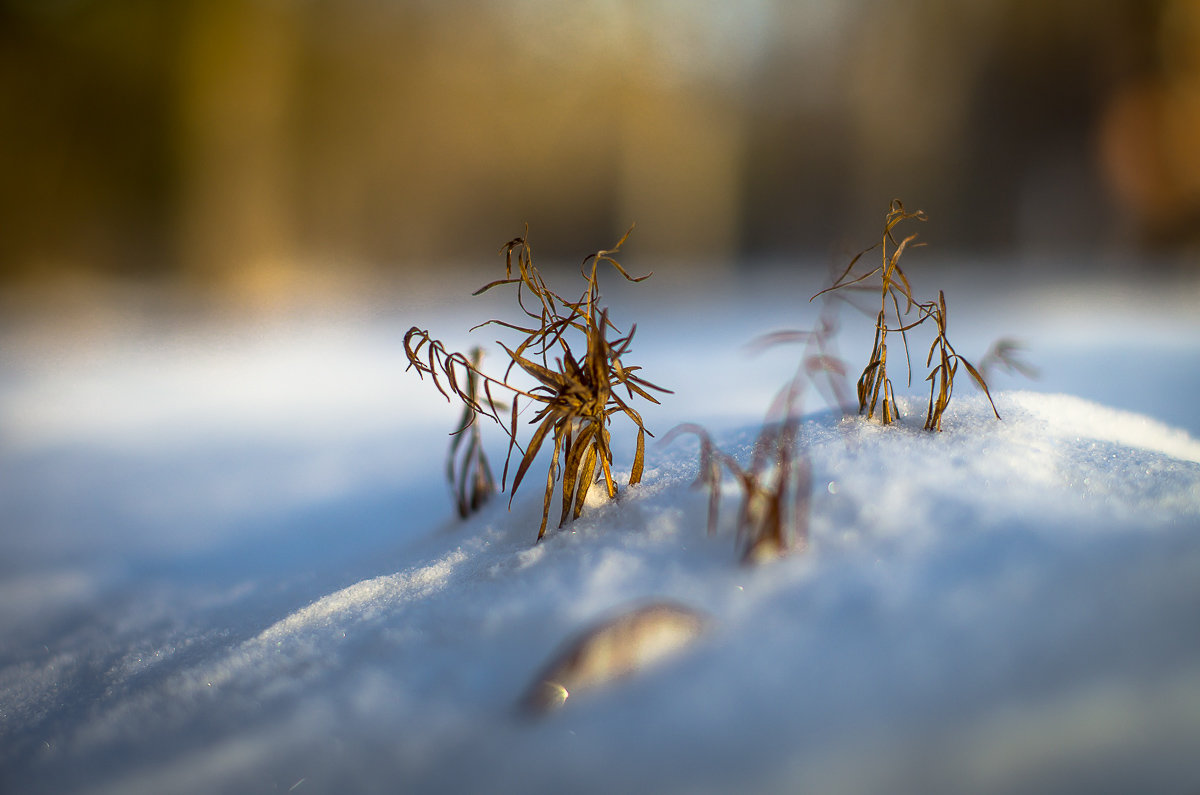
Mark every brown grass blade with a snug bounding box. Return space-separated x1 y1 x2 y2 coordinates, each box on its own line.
511 415 554 508
961 357 1001 419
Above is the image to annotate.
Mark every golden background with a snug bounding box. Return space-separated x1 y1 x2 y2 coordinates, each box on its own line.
2 0 1198 301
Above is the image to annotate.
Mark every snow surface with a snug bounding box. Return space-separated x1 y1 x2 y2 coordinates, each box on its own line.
1 268 1199 794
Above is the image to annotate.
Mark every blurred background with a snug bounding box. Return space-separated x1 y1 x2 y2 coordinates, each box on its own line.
1 0 1199 304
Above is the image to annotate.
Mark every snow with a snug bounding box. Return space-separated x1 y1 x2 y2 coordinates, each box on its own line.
1 268 1199 794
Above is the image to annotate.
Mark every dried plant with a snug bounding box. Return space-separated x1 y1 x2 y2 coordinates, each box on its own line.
660 422 727 539
404 226 669 541
919 290 998 430
518 601 709 716
664 306 851 563
812 200 999 430
812 200 925 423
664 373 813 564
978 338 1039 382
445 347 497 518
747 295 854 417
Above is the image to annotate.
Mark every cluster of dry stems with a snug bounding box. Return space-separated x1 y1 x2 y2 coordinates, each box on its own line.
407 201 1011 558
404 227 669 541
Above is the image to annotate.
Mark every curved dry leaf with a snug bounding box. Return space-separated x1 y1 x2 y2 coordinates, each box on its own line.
518 602 710 716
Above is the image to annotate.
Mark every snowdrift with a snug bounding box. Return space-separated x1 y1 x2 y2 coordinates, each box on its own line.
3 386 1198 794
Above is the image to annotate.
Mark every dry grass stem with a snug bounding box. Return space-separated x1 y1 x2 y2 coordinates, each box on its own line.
748 297 854 418
978 338 1040 382
445 347 498 518
665 372 813 564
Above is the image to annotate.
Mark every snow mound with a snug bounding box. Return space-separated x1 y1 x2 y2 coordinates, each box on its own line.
1009 391 1200 463
2 392 1199 795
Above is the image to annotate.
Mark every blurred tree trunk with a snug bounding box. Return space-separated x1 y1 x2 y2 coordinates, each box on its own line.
616 85 747 262
175 0 300 298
